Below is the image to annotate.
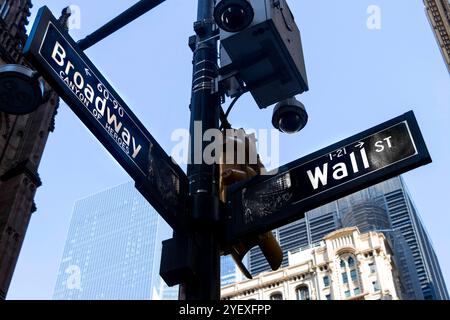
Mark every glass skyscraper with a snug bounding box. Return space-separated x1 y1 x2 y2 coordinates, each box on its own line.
53 182 172 300
220 255 250 287
248 176 449 300
221 256 240 287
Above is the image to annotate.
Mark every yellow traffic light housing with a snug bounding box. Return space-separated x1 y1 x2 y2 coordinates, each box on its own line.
219 128 282 279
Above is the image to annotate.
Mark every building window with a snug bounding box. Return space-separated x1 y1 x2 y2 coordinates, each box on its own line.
354 287 361 295
373 281 380 292
270 292 283 300
342 272 348 284
350 269 358 282
348 257 355 268
325 294 331 300
0 1 10 20
323 276 330 287
338 253 361 298
296 285 310 300
369 262 376 273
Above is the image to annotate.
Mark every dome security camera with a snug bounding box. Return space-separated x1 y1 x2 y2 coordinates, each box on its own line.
272 97 308 134
0 64 44 115
214 0 254 33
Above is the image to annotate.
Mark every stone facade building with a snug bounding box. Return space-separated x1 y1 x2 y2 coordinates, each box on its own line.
247 177 448 300
424 0 450 72
221 227 402 300
0 0 59 300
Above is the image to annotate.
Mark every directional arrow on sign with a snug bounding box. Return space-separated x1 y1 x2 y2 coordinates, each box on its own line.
24 6 188 232
355 141 364 149
224 111 431 245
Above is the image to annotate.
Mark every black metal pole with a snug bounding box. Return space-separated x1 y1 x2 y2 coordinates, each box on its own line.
77 0 166 50
183 0 221 300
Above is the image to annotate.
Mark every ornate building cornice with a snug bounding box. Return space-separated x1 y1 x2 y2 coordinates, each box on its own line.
424 0 450 72
0 0 33 63
0 159 42 187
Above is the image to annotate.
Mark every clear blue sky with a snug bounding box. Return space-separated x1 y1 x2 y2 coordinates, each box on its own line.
7 0 450 299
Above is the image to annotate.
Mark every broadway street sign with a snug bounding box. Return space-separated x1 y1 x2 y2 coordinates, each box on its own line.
24 6 188 231
225 111 431 244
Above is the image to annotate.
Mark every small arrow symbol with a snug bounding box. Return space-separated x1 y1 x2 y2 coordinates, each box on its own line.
85 68 91 76
355 142 364 149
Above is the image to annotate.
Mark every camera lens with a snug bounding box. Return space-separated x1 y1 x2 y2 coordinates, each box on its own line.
214 0 254 33
278 112 302 134
221 6 247 32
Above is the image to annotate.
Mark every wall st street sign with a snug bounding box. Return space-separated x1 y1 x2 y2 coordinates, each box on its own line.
225 111 431 244
24 6 188 231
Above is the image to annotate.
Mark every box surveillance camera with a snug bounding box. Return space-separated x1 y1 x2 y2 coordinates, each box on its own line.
219 0 309 109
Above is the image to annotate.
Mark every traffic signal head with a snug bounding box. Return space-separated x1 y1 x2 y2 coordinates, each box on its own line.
230 231 282 279
0 64 44 115
217 0 308 108
219 129 283 279
219 128 261 202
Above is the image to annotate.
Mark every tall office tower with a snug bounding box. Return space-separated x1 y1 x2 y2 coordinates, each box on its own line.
152 277 178 300
221 256 239 287
0 0 59 300
338 186 422 299
341 199 391 233
248 176 448 300
221 255 248 287
53 182 172 300
158 281 178 300
424 0 450 72
340 177 448 300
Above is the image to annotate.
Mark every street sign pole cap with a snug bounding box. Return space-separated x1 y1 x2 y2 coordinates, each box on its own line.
0 64 44 115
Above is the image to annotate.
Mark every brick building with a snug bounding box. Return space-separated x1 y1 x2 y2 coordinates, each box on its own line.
0 0 59 300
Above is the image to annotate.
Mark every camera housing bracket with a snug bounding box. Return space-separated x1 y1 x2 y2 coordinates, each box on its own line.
217 0 308 109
